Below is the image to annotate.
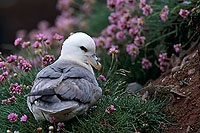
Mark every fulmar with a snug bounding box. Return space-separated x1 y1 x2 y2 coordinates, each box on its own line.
27 32 102 121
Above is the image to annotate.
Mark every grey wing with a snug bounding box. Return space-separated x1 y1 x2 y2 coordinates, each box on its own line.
28 61 102 105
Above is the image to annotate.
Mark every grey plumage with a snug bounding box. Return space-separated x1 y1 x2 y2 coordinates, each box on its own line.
27 59 102 121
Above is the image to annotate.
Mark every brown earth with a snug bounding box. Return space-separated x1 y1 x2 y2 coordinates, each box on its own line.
142 49 199 132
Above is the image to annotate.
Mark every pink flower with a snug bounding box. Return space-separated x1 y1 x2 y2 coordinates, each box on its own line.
0 71 9 82
142 58 152 69
0 62 7 70
22 41 31 48
179 9 190 19
53 33 64 41
97 75 106 82
108 45 119 55
158 53 169 72
6 55 17 64
32 41 42 49
2 95 16 104
42 55 55 67
142 4 153 16
116 31 126 40
57 122 65 131
14 38 23 46
134 36 145 46
107 0 116 10
35 33 48 41
20 114 27 122
49 116 55 123
105 105 116 114
8 113 18 122
173 43 182 53
160 5 169 21
129 28 139 37
9 83 23 95
14 131 20 133
139 0 146 9
126 44 139 56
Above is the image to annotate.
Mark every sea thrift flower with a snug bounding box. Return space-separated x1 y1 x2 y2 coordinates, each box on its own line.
0 62 8 70
42 55 55 67
14 131 20 133
108 45 119 55
93 37 105 47
179 9 190 19
9 83 23 95
57 122 65 131
173 43 182 53
22 41 31 48
97 75 106 82
142 4 153 16
160 5 169 21
22 61 32 72
6 55 17 64
20 114 27 122
134 36 145 46
32 41 42 49
129 28 139 36
142 58 152 69
105 105 116 114
158 53 169 72
107 0 116 10
36 33 48 41
53 33 64 41
2 95 16 104
126 44 139 56
49 116 55 123
0 71 9 82
8 113 18 122
116 31 126 40
139 0 146 9
14 38 23 46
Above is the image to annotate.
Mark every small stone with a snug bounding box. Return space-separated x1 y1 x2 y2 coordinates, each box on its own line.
171 66 180 74
37 127 42 132
177 97 180 100
188 68 195 76
126 82 143 93
183 91 186 94
7 130 11 133
49 126 54 131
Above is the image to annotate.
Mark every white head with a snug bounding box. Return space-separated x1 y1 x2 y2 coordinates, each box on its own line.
59 32 102 74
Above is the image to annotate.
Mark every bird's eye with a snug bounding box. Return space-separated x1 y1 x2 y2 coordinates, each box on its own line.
80 46 88 52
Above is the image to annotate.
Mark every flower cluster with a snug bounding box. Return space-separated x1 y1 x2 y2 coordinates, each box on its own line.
8 113 28 123
53 33 64 41
20 114 28 122
17 56 32 72
126 44 139 56
108 45 119 55
9 83 23 95
49 116 55 123
139 0 153 16
0 71 9 82
105 105 116 114
42 55 55 67
158 53 169 72
173 43 182 53
2 95 16 104
179 9 190 19
160 5 169 22
97 75 106 82
57 122 65 131
8 113 18 122
142 58 152 70
6 55 17 64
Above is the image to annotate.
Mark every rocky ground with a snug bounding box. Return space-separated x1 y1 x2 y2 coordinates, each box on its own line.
149 49 200 133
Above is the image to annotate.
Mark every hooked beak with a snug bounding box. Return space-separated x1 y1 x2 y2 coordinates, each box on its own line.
86 55 102 71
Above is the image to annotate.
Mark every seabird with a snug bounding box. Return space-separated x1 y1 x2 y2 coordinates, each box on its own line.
27 32 102 121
